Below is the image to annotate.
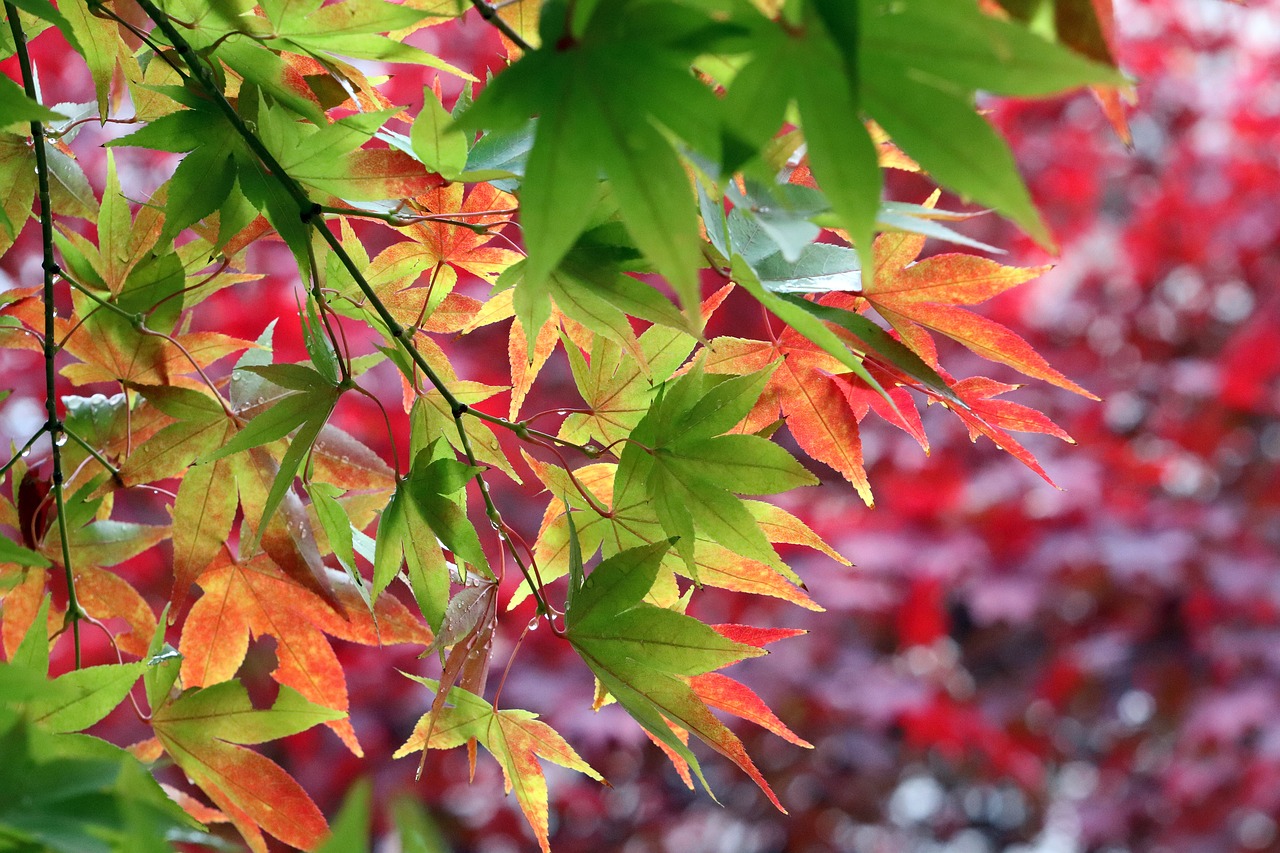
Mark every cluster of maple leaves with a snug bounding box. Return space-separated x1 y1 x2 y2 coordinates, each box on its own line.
0 1 1189 851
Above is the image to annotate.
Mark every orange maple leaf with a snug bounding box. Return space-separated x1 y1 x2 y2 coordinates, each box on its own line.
706 329 876 504
866 226 1098 399
400 182 522 282
395 679 604 853
640 624 811 811
180 553 431 756
151 681 338 853
937 375 1075 486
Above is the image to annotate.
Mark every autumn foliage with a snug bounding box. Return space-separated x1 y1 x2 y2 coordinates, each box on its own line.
0 0 1209 851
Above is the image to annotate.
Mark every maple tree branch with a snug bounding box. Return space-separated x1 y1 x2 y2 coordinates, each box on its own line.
47 114 141 139
462 406 596 453
468 0 533 52
527 436 613 518
7 3 83 667
132 0 556 617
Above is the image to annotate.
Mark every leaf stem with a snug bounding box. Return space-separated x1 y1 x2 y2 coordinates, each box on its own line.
0 427 45 483
59 272 143 324
7 2 83 667
318 204 501 233
63 427 123 485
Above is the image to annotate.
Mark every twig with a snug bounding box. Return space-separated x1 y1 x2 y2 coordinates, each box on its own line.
318 204 509 232
7 3 84 668
0 427 46 484
468 0 533 52
64 427 123 485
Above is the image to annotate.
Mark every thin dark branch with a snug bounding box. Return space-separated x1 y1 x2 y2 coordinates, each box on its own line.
7 2 83 667
468 0 533 52
0 427 47 484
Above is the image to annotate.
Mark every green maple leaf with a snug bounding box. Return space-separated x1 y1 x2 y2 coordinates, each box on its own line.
201 363 340 543
613 364 817 577
24 663 146 735
564 534 785 807
460 1 727 319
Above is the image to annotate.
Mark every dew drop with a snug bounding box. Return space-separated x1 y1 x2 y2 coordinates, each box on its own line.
527 617 540 632
340 455 350 463
489 520 501 530
20 448 31 458
555 410 568 416
53 432 67 447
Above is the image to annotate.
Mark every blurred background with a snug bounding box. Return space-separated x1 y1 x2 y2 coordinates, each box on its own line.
3 1 1280 851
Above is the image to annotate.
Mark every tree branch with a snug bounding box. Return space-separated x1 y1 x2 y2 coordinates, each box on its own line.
6 1 84 667
468 0 533 53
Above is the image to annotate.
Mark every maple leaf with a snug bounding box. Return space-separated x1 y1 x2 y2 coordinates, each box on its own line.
73 564 158 658
151 681 343 853
496 0 541 53
866 225 1097 399
413 580 498 743
690 624 811 746
937 375 1076 486
0 135 38 257
514 454 831 611
564 537 789 808
74 152 166 296
4 491 161 655
553 284 735 446
395 678 603 853
180 554 430 756
398 182 522 283
116 385 233 489
55 310 254 387
706 330 876 504
613 364 817 576
0 571 55 661
626 623 810 793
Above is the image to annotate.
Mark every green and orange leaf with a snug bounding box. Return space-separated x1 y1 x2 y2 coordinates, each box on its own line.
180 553 430 757
152 681 342 853
866 225 1096 399
396 678 603 853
